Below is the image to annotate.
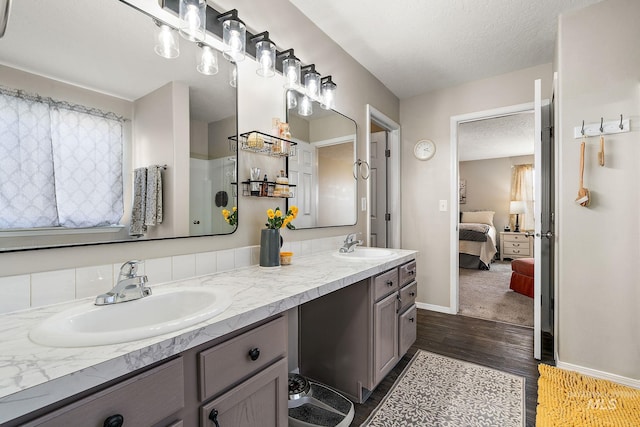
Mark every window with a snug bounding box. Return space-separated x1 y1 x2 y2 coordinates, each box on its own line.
0 87 124 229
510 164 534 231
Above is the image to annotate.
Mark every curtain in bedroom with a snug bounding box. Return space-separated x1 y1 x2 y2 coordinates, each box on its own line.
510 164 534 231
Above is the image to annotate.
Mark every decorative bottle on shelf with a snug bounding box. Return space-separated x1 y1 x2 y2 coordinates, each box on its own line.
260 174 269 197
274 170 289 197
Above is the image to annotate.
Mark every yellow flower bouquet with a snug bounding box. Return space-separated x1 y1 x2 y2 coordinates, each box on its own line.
221 206 237 226
265 205 298 230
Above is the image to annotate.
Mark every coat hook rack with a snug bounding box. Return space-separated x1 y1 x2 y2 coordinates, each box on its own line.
574 115 630 138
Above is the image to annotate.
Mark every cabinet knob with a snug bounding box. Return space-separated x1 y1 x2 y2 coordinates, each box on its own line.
408 270 415 275
209 409 221 427
248 347 260 361
386 280 393 287
409 317 415 323
103 414 124 427
409 291 416 297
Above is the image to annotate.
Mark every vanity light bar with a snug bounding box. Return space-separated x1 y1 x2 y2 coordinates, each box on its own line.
159 0 336 86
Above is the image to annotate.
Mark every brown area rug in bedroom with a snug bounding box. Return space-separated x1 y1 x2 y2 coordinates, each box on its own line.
459 260 533 327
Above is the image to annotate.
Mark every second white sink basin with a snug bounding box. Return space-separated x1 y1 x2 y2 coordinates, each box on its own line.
29 286 232 348
333 247 394 261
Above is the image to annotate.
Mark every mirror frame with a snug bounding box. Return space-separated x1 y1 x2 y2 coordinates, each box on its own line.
285 89 358 229
0 0 239 252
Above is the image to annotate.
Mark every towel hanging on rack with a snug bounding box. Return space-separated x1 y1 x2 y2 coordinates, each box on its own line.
145 165 163 226
129 167 147 236
129 165 164 236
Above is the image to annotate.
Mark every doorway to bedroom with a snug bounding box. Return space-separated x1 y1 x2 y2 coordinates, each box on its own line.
456 111 535 328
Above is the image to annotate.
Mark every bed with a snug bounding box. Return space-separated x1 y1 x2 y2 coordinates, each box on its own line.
459 211 498 270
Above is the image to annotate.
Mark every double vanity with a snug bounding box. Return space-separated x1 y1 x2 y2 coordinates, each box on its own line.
0 247 417 426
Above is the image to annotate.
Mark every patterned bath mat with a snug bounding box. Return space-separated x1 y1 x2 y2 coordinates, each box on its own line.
537 364 640 426
361 350 525 426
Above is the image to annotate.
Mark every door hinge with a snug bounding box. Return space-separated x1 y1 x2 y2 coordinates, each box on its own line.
385 213 391 221
385 149 391 158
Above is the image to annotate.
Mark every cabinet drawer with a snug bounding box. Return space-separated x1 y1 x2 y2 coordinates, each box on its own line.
399 305 417 357
503 234 529 243
399 260 417 286
503 246 530 256
199 316 287 401
373 268 399 301
398 281 417 313
199 358 288 427
26 357 184 427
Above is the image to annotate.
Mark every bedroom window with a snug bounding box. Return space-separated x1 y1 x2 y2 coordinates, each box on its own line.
0 87 124 229
510 164 534 231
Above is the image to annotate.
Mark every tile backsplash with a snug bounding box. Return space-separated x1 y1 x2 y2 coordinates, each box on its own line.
0 236 345 315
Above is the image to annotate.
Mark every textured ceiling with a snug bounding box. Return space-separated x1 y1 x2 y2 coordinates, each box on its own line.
458 113 534 162
289 0 603 99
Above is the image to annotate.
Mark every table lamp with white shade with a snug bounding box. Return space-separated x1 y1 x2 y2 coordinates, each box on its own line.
510 201 526 232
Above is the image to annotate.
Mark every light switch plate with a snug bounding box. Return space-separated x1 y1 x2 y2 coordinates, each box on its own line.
439 200 448 212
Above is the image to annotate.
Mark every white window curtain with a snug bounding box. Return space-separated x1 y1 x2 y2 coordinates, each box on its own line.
51 108 123 227
0 93 59 228
0 88 124 229
510 164 534 231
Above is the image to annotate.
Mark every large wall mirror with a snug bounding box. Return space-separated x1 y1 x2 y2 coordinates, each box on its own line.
286 90 357 228
0 0 237 251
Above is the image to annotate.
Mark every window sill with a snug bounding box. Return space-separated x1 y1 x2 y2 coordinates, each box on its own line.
0 225 125 237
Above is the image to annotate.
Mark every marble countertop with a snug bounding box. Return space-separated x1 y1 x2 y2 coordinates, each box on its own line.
0 248 417 423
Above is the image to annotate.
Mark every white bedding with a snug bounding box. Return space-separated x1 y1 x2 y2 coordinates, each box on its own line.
459 224 497 267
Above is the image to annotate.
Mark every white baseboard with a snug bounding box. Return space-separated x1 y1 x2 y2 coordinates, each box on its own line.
555 360 640 389
416 302 454 314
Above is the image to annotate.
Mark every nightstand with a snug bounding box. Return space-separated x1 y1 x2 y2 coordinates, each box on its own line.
500 232 534 261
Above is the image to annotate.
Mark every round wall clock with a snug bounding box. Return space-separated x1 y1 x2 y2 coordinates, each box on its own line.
414 139 436 160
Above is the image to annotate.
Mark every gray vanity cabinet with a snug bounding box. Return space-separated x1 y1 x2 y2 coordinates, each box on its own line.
14 315 288 427
22 357 185 427
372 269 400 386
299 259 417 403
197 316 288 427
199 359 288 427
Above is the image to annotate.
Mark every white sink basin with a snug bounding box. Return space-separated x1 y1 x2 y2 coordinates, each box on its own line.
29 286 232 348
333 247 394 261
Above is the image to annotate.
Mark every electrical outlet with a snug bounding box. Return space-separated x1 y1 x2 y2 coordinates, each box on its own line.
361 197 367 211
439 200 448 212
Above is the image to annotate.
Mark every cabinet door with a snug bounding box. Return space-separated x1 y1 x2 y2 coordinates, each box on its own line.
373 291 399 386
200 359 287 427
399 304 417 356
25 358 184 427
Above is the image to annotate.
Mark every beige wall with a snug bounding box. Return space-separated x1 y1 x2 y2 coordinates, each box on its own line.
400 63 553 307
309 114 357 142
190 119 209 159
459 155 534 243
0 0 398 276
133 81 190 239
208 115 237 159
317 143 357 226
556 0 640 379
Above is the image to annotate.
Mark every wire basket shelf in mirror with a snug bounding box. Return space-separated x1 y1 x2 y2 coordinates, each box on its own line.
240 181 296 198
231 131 297 157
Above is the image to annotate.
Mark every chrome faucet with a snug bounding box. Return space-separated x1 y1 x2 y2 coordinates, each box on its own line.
95 260 151 305
339 233 363 253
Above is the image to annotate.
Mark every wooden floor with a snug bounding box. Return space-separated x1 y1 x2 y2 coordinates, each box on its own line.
352 309 549 427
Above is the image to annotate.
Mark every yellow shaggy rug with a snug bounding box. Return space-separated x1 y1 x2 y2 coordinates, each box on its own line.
537 364 640 426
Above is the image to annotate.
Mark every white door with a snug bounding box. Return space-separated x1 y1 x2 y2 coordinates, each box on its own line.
370 131 387 248
288 140 316 228
533 79 554 360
